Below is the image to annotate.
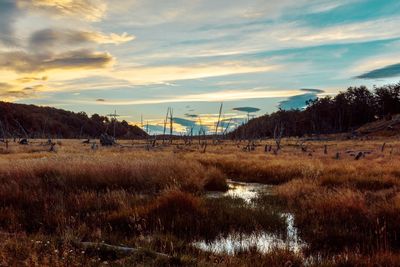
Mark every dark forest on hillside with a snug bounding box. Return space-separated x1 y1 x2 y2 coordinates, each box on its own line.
230 83 400 139
0 102 147 139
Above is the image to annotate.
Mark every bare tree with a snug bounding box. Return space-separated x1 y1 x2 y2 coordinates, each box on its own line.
0 120 9 149
106 110 120 138
163 108 170 144
169 108 174 144
273 122 284 150
0 120 6 141
42 116 48 139
222 117 232 138
214 102 223 144
14 119 28 139
215 103 223 134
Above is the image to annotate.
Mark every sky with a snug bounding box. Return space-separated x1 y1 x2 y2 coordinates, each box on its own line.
1 0 400 134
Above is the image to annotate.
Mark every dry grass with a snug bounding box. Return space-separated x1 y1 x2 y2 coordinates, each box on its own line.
0 138 399 265
274 151 400 255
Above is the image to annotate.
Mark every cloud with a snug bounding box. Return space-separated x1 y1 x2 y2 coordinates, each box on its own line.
17 76 48 83
0 50 114 73
172 117 210 134
90 32 135 45
17 0 107 22
115 63 279 85
0 82 44 101
0 82 13 91
144 124 165 134
233 107 260 113
345 51 400 80
356 63 400 79
173 117 197 127
46 50 114 70
184 113 198 118
279 88 324 110
0 2 123 102
218 118 244 131
300 88 324 93
83 88 300 105
111 0 351 27
0 1 19 45
278 17 400 46
29 28 134 49
173 17 400 59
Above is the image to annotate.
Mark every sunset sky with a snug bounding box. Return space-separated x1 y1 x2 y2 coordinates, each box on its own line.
1 0 400 133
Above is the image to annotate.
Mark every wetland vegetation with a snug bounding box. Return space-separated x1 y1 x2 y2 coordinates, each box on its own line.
1 138 399 266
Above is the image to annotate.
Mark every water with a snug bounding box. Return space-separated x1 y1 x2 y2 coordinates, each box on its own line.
195 180 305 254
206 180 273 204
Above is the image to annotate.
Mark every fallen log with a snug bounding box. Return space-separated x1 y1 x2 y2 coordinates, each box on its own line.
19 138 28 145
355 152 363 160
76 241 170 259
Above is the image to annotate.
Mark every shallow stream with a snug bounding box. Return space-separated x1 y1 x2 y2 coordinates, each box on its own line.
193 180 305 254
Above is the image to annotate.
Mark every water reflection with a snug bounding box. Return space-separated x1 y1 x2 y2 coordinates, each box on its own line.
196 180 305 254
207 180 272 204
193 213 304 254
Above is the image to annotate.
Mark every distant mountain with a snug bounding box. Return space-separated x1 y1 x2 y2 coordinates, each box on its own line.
0 101 147 139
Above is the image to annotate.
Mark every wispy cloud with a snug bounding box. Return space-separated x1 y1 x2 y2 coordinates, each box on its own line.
279 89 324 110
18 0 108 22
78 88 300 105
346 50 400 79
357 63 400 79
29 29 134 50
114 62 278 85
233 107 260 113
0 1 20 46
0 50 114 73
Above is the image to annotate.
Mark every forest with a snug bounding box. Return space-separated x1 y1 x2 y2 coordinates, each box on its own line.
230 83 400 139
0 102 147 139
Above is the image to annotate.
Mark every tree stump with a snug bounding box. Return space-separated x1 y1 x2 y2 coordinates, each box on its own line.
100 134 115 146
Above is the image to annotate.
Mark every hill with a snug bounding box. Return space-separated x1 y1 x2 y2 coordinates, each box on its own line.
0 101 147 139
356 114 400 136
230 83 400 139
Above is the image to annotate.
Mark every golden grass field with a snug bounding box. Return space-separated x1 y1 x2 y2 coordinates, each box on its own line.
0 138 399 266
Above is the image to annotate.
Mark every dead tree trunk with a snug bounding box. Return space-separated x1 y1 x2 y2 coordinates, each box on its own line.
214 102 223 144
14 119 29 140
355 151 363 160
163 108 169 144
381 143 386 152
202 142 207 153
100 133 115 146
0 120 7 144
273 123 284 150
169 108 174 144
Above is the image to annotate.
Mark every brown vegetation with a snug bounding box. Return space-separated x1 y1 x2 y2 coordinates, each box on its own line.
0 138 399 266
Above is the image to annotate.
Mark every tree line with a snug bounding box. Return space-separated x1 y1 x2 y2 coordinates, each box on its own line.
0 101 147 139
230 83 400 139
